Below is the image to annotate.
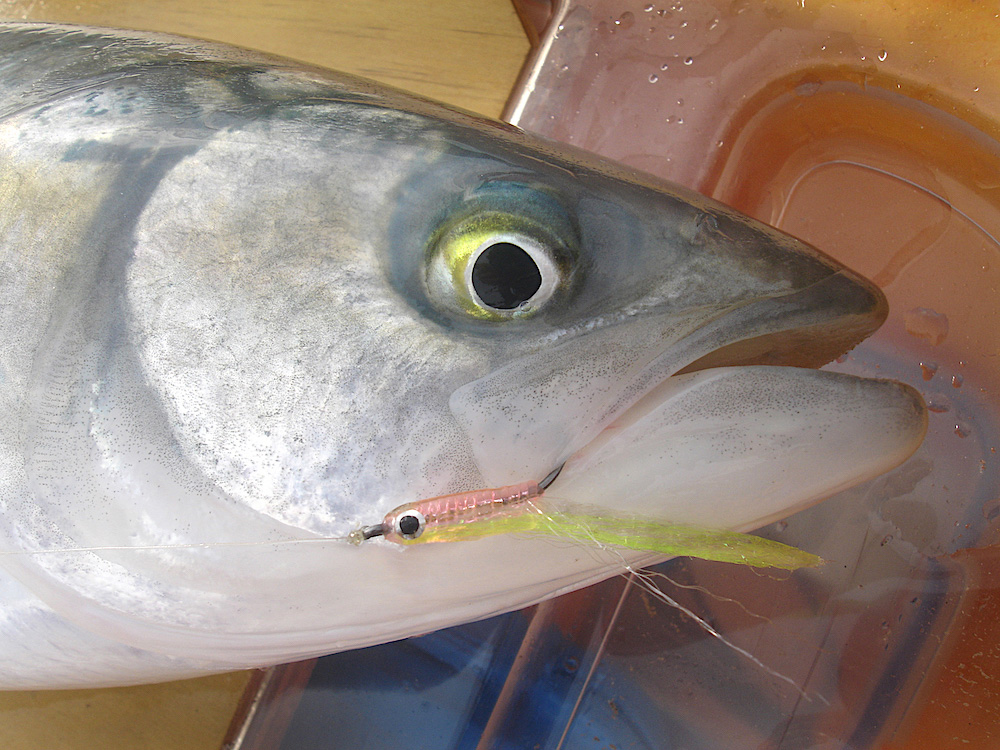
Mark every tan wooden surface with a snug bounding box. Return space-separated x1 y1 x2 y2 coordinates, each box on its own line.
0 2 527 748
0 0 528 116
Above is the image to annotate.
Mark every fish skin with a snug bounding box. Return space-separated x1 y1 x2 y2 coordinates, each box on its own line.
0 23 904 688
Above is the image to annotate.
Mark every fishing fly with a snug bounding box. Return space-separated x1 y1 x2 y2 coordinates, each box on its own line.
348 463 824 700
349 464 822 571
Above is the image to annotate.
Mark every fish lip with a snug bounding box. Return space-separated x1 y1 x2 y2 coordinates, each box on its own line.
675 268 888 376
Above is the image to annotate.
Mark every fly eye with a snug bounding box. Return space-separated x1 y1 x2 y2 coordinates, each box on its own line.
424 183 578 321
395 510 426 540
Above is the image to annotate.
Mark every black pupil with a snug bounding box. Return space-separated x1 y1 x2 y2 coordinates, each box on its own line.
398 513 421 537
471 242 543 310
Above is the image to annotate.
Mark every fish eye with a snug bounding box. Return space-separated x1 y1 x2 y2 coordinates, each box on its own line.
395 510 426 540
471 241 542 310
424 183 577 321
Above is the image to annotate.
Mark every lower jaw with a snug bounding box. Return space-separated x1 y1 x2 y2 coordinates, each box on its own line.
547 365 926 531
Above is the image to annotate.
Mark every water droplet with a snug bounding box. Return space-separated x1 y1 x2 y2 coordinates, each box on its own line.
927 397 950 414
982 498 1000 521
664 115 674 124
878 49 888 62
676 98 684 106
676 117 684 124
616 11 635 29
881 534 894 547
952 374 964 388
660 62 670 70
683 56 694 65
648 73 659 83
708 17 720 30
644 3 654 10
904 307 949 345
680 20 689 28
974 85 980 93
715 139 724 148
955 423 970 438
919 361 938 381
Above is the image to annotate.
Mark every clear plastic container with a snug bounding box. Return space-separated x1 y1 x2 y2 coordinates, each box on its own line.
239 2 1000 747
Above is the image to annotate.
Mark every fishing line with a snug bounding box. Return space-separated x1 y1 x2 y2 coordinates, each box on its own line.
628 567 815 701
540 502 818 703
639 568 776 625
640 566 838 664
0 535 353 557
552 571 633 750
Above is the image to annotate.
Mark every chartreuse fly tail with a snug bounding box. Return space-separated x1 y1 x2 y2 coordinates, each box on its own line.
533 503 822 570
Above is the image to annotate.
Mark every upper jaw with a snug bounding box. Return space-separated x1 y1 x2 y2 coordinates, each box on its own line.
679 267 888 375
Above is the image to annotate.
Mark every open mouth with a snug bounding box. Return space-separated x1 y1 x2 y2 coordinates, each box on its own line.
450 261 925 533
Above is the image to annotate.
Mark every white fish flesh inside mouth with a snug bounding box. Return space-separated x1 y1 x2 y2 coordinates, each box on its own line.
0 24 926 688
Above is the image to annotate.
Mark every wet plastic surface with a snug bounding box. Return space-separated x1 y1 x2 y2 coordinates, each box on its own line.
269 2 1000 748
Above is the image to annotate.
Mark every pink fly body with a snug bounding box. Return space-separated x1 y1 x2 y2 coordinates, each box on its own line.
382 480 541 544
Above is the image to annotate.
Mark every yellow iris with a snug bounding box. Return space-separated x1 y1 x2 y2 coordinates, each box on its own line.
424 188 577 320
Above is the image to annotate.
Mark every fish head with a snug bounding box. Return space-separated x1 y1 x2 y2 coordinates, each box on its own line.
124 85 895 536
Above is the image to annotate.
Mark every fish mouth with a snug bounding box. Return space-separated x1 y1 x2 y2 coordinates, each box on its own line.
451 260 925 532
540 268 927 533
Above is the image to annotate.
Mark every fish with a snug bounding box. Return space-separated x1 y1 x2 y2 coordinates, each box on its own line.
0 23 926 689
